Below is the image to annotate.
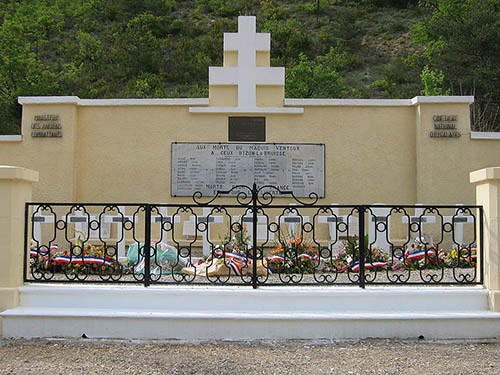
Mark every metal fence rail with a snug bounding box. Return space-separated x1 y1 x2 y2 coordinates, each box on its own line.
25 185 483 288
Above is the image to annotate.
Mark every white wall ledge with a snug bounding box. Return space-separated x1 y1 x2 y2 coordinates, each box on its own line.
285 96 474 107
411 96 474 105
18 96 80 104
284 98 412 106
470 131 500 140
0 135 22 142
189 106 304 114
79 98 209 106
18 96 209 106
18 96 474 108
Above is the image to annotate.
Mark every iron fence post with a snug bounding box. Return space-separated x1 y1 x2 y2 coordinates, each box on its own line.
358 205 366 289
252 183 258 289
144 204 151 287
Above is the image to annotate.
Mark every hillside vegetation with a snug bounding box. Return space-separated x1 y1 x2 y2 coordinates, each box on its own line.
0 0 498 134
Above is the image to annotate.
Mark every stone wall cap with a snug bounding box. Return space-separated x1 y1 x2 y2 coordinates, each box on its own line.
0 135 22 142
470 167 500 184
18 96 210 106
411 96 474 105
18 95 475 107
18 96 80 105
284 96 474 107
470 131 500 140
0 166 39 183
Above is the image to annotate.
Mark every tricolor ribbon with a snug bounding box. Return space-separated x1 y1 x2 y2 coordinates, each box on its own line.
351 261 389 272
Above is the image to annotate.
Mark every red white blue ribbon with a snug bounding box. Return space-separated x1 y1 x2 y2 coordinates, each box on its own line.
351 261 389 272
52 255 114 266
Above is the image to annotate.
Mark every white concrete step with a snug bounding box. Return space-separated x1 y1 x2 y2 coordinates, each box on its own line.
2 285 500 340
13 284 492 312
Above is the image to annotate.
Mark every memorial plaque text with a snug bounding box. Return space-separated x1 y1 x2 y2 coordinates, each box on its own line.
171 143 325 197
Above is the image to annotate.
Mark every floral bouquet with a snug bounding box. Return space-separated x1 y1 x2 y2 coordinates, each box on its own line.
183 227 268 277
334 236 390 273
219 228 251 255
401 240 446 270
446 247 477 268
266 234 319 274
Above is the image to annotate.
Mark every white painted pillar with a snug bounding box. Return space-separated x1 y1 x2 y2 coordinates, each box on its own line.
0 167 39 321
470 167 500 312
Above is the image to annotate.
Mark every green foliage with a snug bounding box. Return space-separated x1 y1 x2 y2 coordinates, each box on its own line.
367 79 396 98
410 0 500 130
420 65 449 96
285 46 352 98
261 19 313 66
195 0 253 16
0 0 497 134
360 0 419 8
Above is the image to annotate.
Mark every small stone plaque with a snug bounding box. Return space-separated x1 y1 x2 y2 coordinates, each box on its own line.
31 113 63 138
228 117 265 142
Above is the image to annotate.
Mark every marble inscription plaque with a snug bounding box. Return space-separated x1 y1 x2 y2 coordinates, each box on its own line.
171 143 325 197
228 117 266 141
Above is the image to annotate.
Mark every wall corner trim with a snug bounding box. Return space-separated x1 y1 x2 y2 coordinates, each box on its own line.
18 96 80 105
0 166 39 183
470 132 500 140
0 135 22 142
411 96 475 105
470 167 500 184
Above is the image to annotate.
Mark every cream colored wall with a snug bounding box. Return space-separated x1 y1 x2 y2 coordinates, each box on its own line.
76 105 230 202
416 103 500 204
2 101 499 206
70 104 417 204
256 86 285 107
268 106 417 204
2 99 499 250
0 104 77 202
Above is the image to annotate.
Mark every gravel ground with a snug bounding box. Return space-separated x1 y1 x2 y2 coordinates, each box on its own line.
0 338 499 375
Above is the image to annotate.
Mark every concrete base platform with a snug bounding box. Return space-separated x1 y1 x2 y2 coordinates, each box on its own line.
2 285 500 340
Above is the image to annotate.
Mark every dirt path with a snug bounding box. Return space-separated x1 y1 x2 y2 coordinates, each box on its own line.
0 338 499 375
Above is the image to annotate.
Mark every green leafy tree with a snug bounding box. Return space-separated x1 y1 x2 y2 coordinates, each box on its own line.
285 46 349 98
420 65 449 96
411 0 500 131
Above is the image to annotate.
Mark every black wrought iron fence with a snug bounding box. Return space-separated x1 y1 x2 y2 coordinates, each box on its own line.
25 185 483 288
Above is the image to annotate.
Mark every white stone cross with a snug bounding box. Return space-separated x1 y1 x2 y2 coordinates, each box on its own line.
443 204 475 247
209 16 284 108
368 204 392 252
69 210 111 242
318 203 359 252
276 205 310 238
187 208 224 256
32 206 55 244
32 207 111 245
102 206 137 260
151 206 180 244
402 204 436 242
233 214 274 243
